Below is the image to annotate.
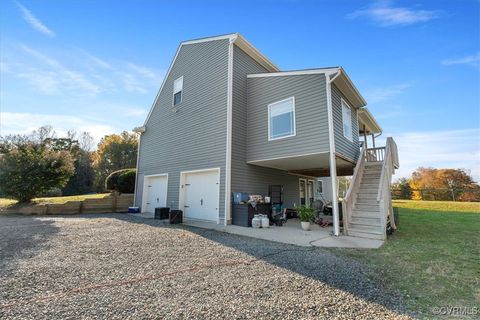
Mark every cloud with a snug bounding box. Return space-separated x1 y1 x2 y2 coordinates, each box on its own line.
19 45 102 96
119 72 148 94
441 53 480 70
15 1 55 37
347 0 439 26
364 82 413 104
127 62 157 79
382 129 480 182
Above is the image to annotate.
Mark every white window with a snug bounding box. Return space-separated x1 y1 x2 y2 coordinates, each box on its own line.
268 97 296 140
173 76 183 106
341 99 353 141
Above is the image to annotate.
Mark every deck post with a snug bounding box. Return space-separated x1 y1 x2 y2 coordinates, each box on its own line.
372 133 376 148
326 73 340 236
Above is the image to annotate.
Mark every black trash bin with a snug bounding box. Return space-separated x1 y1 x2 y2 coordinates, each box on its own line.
155 207 170 220
169 210 183 224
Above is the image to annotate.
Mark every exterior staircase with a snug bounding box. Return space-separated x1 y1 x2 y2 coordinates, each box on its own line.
343 137 400 241
348 162 384 240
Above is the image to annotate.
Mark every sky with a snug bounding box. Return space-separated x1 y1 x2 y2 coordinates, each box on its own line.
0 0 479 181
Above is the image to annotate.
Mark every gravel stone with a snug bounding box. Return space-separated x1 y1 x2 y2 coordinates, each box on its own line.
0 214 415 319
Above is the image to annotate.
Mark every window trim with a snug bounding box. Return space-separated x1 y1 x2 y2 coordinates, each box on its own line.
267 96 296 141
341 98 353 142
173 76 183 106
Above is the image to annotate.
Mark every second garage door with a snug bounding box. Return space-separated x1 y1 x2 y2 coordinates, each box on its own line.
183 169 219 222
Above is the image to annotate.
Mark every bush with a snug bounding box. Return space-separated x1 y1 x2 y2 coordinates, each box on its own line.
105 168 136 193
118 169 136 193
0 144 75 203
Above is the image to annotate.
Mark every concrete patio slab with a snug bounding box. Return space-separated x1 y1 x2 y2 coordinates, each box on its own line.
127 213 383 249
184 219 384 249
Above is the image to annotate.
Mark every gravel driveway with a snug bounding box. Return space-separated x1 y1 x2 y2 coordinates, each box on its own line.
0 214 413 319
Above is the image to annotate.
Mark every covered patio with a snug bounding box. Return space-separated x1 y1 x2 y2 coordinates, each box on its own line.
128 212 383 248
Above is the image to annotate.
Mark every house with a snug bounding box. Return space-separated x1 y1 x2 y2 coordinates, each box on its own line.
133 33 399 240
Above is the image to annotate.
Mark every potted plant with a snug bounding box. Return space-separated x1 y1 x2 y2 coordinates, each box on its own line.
295 205 315 231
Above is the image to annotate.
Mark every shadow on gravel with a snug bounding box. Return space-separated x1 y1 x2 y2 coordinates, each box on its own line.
116 214 413 318
0 216 60 274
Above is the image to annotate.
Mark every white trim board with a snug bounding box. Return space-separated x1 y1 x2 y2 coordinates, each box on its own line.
224 38 234 226
248 68 339 78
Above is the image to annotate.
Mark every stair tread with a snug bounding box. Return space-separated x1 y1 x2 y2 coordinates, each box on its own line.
348 227 384 235
349 221 382 228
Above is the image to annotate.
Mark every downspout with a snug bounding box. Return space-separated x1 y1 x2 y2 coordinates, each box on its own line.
326 70 341 236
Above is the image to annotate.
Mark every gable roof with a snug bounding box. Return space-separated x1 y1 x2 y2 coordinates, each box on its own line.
182 33 280 72
142 34 368 127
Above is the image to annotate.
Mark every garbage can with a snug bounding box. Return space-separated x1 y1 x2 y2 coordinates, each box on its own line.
169 210 183 224
155 207 170 220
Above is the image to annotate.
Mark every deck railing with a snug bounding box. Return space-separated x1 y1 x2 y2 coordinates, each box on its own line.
342 143 367 236
377 137 400 233
366 147 386 162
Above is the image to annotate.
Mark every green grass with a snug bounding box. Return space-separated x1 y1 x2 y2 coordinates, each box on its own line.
332 200 480 318
0 193 110 209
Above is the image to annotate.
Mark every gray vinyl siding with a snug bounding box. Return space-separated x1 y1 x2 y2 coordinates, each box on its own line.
136 39 229 221
332 83 360 162
230 45 303 211
246 74 329 162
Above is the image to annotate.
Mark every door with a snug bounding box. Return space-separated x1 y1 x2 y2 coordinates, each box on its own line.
183 170 219 222
299 179 306 205
144 175 168 213
299 178 315 207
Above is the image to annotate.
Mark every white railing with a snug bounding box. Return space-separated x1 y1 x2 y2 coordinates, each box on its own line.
366 147 385 162
377 137 400 235
342 143 367 235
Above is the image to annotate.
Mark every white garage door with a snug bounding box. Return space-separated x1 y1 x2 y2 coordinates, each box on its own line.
183 170 219 222
144 175 168 213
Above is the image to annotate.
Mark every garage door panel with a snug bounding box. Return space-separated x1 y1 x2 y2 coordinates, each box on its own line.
144 176 167 213
183 170 219 222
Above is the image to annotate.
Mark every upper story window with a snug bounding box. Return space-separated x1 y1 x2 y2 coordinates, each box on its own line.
341 99 353 142
173 76 183 106
268 97 296 141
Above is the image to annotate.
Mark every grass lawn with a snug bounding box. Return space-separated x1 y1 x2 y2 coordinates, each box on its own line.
0 193 110 209
332 200 480 318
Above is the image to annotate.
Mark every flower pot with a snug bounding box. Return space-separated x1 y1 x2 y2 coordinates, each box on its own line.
301 221 311 231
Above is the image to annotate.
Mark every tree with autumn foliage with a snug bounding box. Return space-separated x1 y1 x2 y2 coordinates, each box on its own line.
92 131 138 191
409 167 479 201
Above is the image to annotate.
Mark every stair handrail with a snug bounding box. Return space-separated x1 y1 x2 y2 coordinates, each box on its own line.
377 137 399 233
342 143 367 235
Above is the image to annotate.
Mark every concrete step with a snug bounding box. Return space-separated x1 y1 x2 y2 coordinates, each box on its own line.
348 228 385 240
350 216 382 225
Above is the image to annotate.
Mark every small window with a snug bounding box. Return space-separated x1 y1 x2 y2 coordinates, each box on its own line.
173 76 183 106
268 97 296 140
341 99 353 141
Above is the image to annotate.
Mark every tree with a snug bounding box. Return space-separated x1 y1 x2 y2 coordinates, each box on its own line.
409 167 479 201
92 131 138 191
0 143 75 202
392 177 412 200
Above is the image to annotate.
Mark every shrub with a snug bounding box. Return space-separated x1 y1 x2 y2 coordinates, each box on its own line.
0 144 75 203
118 169 136 193
105 168 136 193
